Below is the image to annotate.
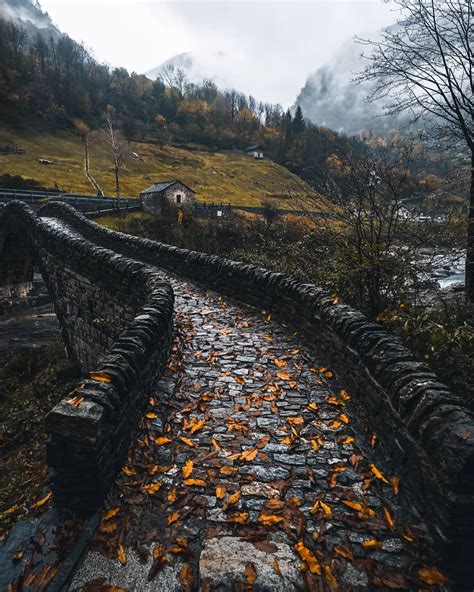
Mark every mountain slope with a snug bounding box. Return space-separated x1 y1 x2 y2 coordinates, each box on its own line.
145 51 231 89
0 0 61 38
0 127 323 208
294 33 413 135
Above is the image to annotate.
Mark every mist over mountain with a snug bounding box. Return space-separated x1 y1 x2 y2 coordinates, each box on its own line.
145 51 232 90
294 33 413 136
0 0 61 38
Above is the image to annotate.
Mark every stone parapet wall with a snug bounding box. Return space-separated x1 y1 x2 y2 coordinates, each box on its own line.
39 201 474 578
0 202 174 510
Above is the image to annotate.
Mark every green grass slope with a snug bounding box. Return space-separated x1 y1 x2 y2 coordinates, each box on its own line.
0 128 323 208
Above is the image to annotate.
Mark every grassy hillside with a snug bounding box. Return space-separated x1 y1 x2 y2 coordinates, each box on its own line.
0 128 324 208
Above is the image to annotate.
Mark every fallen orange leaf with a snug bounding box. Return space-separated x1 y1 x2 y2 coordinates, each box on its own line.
370 463 389 484
240 448 258 462
216 486 226 499
273 559 283 576
90 371 112 383
417 566 449 585
245 562 257 585
184 478 207 487
383 507 394 530
259 514 284 526
295 541 321 575
391 475 400 495
362 540 382 549
117 545 127 565
155 437 172 446
227 512 249 524
220 465 237 476
31 491 52 509
180 436 195 447
334 545 353 560
323 564 338 590
167 511 180 525
182 460 193 479
102 507 120 521
223 491 241 510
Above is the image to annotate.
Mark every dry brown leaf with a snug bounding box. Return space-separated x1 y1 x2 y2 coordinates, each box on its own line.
334 545 353 560
180 436 195 447
339 389 350 400
244 562 257 585
216 486 226 499
179 562 194 590
390 476 400 495
122 466 136 477
323 564 338 590
274 358 286 368
339 414 349 424
328 420 342 429
220 465 237 476
417 566 449 585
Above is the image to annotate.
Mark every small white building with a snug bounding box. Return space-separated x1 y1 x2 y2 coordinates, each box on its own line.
244 144 264 159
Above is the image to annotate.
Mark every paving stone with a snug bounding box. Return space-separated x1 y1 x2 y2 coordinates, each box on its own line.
199 536 303 591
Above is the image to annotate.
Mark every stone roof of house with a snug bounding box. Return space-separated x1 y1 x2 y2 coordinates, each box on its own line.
140 181 195 195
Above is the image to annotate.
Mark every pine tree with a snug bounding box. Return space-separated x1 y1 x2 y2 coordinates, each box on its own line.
292 105 306 136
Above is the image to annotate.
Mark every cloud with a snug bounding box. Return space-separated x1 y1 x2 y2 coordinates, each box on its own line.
39 0 395 106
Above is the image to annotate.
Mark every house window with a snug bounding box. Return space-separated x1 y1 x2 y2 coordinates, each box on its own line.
176 194 182 204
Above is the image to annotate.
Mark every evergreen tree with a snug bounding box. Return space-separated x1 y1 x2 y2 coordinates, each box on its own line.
292 105 306 136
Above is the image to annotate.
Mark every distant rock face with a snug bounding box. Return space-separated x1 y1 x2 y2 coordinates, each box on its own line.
293 33 413 136
0 0 61 39
145 51 232 88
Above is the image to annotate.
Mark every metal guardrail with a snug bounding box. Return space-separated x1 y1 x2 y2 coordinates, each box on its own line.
0 188 141 213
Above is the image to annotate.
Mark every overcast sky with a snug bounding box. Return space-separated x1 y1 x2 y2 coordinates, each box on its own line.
39 0 396 106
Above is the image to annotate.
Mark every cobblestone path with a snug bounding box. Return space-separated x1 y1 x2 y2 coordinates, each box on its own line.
70 274 447 592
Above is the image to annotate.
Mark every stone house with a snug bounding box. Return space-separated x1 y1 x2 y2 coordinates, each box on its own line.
139 181 196 214
244 144 264 159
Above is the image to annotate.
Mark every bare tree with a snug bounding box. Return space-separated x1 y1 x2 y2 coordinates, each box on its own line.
158 64 188 95
357 0 473 301
102 106 127 198
74 119 104 196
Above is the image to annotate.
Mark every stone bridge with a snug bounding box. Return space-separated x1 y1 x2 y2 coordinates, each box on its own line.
1 200 473 589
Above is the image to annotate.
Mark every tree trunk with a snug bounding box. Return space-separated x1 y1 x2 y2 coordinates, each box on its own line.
466 150 474 302
114 160 120 198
